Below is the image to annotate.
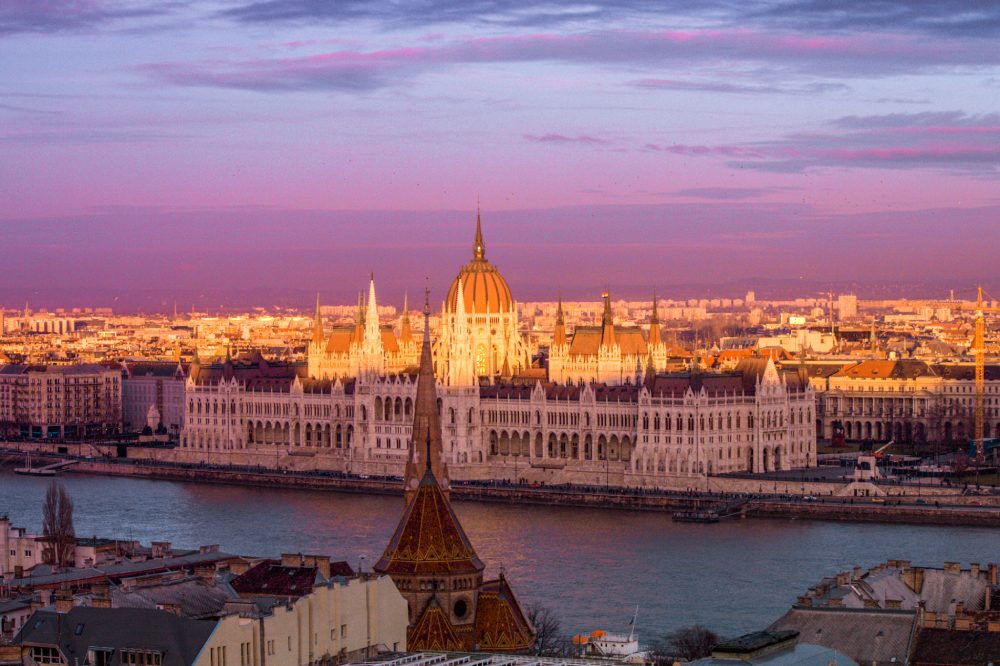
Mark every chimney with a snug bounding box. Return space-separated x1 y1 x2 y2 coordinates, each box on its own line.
990 563 999 585
194 565 217 586
151 541 172 559
53 590 74 614
971 563 981 577
156 602 182 616
853 566 862 581
944 562 961 574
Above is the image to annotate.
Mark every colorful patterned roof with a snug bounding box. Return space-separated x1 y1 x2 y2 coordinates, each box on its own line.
474 576 535 652
374 468 485 576
407 599 466 652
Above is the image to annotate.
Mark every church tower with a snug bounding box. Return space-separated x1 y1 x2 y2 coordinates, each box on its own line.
359 275 385 379
404 290 450 502
376 288 535 652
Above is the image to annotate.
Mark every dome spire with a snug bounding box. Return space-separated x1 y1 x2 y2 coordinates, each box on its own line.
312 293 325 346
648 290 662 347
473 200 485 261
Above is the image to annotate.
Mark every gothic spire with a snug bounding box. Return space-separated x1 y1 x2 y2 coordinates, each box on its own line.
648 290 662 347
553 295 567 348
399 292 413 344
473 203 485 261
404 286 449 503
601 291 616 348
312 293 325 346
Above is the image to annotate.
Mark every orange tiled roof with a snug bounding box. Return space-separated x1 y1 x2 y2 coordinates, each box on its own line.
568 327 648 356
374 469 485 576
475 576 535 652
325 328 354 353
407 599 465 652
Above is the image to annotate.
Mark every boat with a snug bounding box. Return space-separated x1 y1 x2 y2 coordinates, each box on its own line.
574 607 649 663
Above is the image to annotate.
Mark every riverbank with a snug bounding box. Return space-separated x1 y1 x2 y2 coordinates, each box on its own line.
6 451 998 527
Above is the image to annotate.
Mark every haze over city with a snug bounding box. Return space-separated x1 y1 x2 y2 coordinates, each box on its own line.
3 1 1000 309
6 2 1000 664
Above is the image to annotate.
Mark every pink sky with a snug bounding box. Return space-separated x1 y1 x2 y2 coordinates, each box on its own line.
1 1 999 308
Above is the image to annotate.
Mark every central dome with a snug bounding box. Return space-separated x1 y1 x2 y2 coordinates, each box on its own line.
446 212 513 315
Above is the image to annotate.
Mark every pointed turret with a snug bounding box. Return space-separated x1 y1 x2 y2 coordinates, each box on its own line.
553 296 567 348
404 289 449 503
762 355 781 386
311 293 325 346
645 351 656 390
600 291 616 348
473 201 485 261
221 345 235 381
352 292 365 344
399 292 413 344
648 291 662 347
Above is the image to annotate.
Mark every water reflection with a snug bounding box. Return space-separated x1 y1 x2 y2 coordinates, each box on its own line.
2 471 998 639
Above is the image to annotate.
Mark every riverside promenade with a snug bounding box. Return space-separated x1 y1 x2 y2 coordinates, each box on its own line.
4 444 1000 527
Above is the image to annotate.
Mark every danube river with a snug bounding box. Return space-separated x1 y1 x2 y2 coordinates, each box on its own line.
3 471 999 640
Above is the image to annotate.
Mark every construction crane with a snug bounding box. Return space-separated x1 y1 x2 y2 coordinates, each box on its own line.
970 287 1000 464
920 287 1000 465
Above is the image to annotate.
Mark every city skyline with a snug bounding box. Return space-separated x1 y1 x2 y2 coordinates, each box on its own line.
3 1 1000 308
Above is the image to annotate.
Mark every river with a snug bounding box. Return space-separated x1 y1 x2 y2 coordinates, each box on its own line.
2 470 998 642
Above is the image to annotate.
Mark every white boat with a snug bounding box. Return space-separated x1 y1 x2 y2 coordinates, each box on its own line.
574 607 649 663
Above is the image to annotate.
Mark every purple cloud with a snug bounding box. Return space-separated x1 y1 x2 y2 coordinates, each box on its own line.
524 133 610 145
0 0 160 35
643 112 1000 175
631 78 848 95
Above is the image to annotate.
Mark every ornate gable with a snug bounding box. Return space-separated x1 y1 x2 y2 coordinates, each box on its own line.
408 599 465 652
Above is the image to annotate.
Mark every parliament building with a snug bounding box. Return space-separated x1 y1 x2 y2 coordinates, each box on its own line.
178 211 817 485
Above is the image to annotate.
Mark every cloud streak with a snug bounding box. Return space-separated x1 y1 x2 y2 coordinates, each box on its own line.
0 0 161 35
139 28 1000 93
650 112 1000 174
221 0 1000 40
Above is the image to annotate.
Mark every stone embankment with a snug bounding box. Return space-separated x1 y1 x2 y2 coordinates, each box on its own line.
4 447 1000 527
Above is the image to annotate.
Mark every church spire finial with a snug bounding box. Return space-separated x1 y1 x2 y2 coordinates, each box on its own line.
473 202 485 261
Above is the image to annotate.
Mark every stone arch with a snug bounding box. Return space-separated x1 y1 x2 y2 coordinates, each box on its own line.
609 434 620 461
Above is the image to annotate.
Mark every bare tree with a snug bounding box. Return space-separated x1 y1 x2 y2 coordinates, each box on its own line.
42 480 75 568
526 603 569 656
660 625 720 660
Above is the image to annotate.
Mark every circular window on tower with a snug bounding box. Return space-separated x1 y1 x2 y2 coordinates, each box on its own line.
454 598 468 619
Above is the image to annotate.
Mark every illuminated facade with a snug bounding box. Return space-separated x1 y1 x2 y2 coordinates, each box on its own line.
434 211 531 384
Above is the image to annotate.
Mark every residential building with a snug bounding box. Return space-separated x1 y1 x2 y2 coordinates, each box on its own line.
0 364 121 439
